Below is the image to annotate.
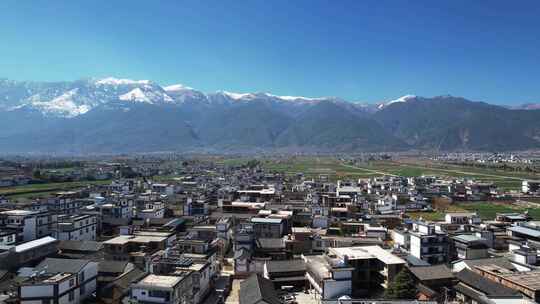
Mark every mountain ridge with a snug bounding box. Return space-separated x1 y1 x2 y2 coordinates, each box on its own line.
1 77 539 154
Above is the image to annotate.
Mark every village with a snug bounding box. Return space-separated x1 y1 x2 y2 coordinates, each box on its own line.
0 156 539 304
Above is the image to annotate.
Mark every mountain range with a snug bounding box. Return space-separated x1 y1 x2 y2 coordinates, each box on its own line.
0 77 539 154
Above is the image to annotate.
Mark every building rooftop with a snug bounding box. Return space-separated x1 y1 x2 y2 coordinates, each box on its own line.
409 265 454 281
0 210 37 216
454 234 484 243
251 217 283 224
136 274 183 288
15 236 57 253
329 246 406 265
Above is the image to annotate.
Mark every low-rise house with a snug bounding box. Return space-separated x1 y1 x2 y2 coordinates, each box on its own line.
131 274 193 304
19 258 97 304
239 273 281 304
57 240 103 260
305 246 405 299
445 212 481 225
507 222 540 242
452 234 489 260
0 236 59 270
454 268 524 304
263 259 306 289
409 265 455 301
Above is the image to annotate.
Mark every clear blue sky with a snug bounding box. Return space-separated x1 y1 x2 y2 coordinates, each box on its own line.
1 1 539 104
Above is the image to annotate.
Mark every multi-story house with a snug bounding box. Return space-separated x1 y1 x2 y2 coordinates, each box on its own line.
19 258 97 304
137 201 165 219
410 221 449 264
55 214 97 241
0 210 57 242
250 217 284 238
46 194 83 215
0 229 17 245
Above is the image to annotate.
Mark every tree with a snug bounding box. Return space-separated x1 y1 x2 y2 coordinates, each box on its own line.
384 268 417 299
246 159 260 169
32 169 42 179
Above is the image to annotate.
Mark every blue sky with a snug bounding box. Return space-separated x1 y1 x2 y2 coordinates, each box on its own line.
1 1 539 104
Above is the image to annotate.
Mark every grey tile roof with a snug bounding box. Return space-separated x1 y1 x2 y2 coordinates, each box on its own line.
98 260 129 274
240 274 281 304
58 240 103 252
409 265 454 281
461 257 517 271
456 269 519 296
266 259 306 274
35 258 89 274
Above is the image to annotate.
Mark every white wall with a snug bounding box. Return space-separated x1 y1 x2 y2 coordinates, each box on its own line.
410 234 421 259
324 280 351 300
21 285 54 298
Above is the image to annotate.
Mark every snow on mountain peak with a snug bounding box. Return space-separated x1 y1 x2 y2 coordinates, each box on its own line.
96 77 151 86
119 88 153 103
29 88 91 118
264 93 323 103
164 84 194 92
119 87 173 104
220 91 255 100
388 94 417 104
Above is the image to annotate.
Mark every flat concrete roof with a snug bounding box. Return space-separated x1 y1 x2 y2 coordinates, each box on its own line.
137 274 182 288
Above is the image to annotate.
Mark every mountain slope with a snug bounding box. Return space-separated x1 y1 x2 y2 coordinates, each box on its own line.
1 78 539 153
276 101 407 151
373 96 540 151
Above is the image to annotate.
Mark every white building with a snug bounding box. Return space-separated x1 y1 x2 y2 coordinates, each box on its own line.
54 214 97 241
410 222 449 264
0 229 17 246
0 210 37 242
131 274 193 304
445 212 481 225
137 201 165 219
19 258 97 304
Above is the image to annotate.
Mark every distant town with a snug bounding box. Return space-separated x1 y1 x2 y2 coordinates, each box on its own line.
0 153 538 304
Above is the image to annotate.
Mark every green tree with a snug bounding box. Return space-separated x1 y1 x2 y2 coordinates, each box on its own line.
384 268 417 299
32 169 41 179
246 159 260 168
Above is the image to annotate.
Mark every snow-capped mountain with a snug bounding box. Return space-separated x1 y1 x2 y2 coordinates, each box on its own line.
376 94 417 110
2 77 539 154
2 77 365 117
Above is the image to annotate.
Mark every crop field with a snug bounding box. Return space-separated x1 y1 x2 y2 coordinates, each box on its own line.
251 156 537 190
261 157 381 180
0 180 111 200
407 201 540 221
347 160 539 191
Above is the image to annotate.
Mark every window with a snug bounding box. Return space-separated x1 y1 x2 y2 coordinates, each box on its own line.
80 271 85 282
68 291 75 302
69 278 75 287
42 299 51 304
80 283 86 295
